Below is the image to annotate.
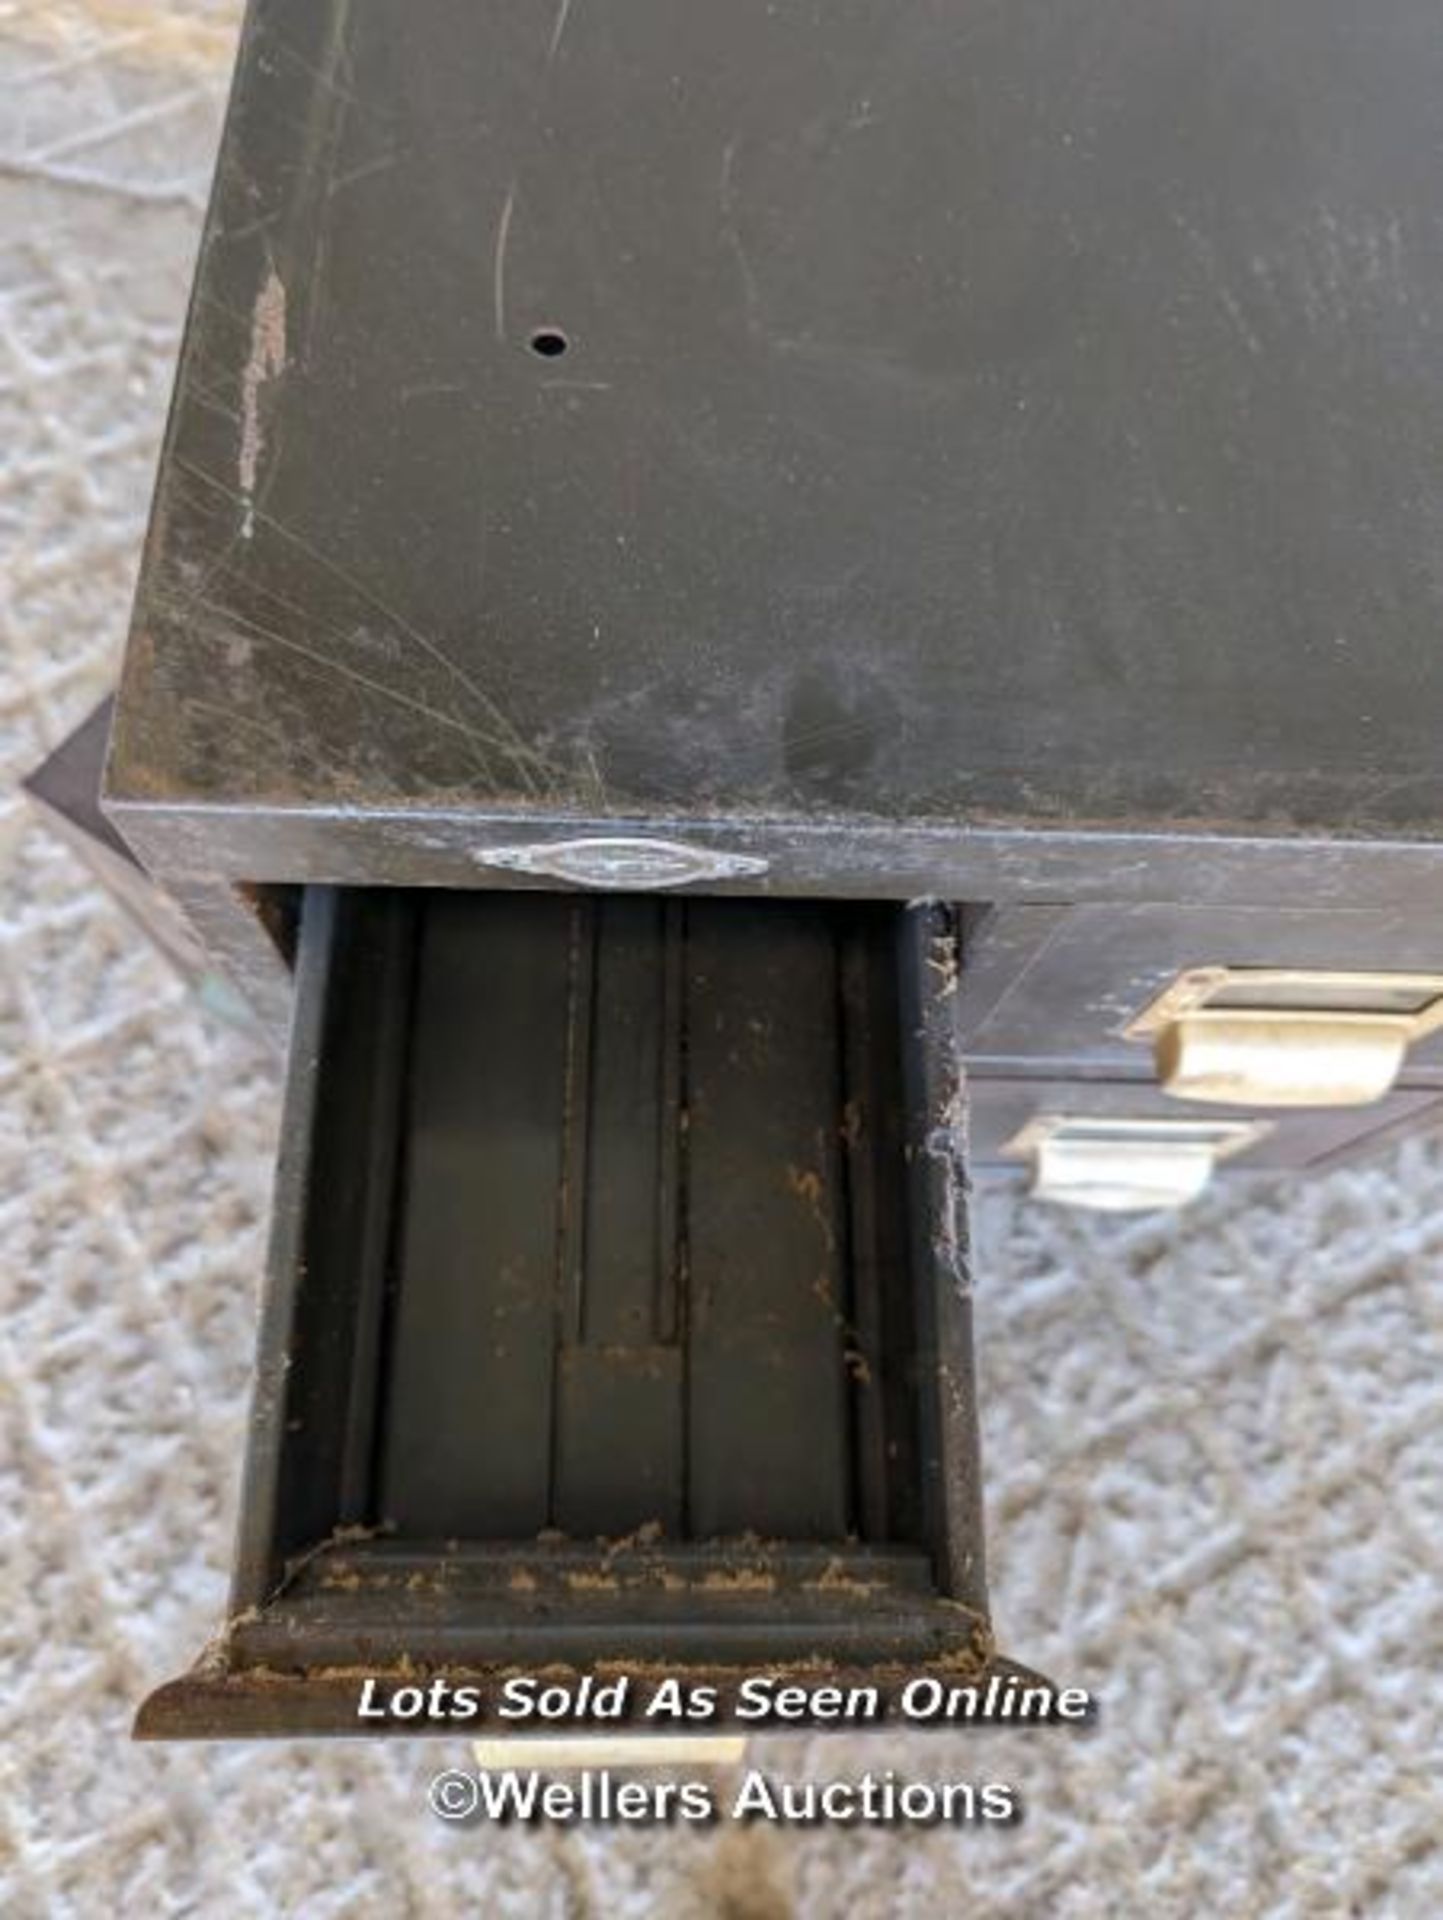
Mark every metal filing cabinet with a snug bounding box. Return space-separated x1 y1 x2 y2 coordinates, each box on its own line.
100 0 1443 1734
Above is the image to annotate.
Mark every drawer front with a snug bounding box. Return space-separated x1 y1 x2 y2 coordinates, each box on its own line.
969 1074 1443 1181
959 904 1443 1079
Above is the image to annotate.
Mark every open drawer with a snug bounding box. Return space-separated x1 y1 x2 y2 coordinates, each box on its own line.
138 888 1006 1738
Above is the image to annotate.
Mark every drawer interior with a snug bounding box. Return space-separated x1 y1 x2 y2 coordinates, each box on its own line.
140 887 993 1736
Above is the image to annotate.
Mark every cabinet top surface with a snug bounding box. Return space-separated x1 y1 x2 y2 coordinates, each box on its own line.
110 0 1443 851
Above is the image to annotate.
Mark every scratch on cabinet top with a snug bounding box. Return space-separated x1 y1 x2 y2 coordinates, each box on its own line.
238 266 287 538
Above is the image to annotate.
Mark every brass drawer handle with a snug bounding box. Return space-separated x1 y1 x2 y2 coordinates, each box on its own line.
1126 968 1443 1108
1004 1116 1268 1213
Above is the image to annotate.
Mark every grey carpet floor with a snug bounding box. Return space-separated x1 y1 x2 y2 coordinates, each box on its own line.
2 6 1441 1914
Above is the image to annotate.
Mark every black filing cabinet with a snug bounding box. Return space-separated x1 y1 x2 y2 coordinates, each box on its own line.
101 0 1443 1736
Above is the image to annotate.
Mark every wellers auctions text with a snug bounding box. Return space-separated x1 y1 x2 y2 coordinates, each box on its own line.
430 1767 1020 1827
359 1670 1094 1726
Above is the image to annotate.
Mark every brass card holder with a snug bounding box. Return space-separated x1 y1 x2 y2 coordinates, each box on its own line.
1126 968 1443 1108
1003 1115 1270 1213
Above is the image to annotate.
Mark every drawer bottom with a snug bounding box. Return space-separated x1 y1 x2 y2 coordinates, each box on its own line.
139 888 1014 1739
